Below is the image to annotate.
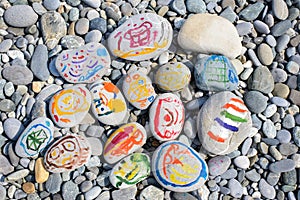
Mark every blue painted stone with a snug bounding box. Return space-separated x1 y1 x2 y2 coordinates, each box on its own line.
194 55 239 92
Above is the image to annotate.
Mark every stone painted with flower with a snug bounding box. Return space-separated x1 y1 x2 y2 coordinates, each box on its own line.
122 71 156 110
109 153 150 189
197 91 252 155
15 117 54 158
44 134 91 173
55 42 111 83
155 62 191 91
149 93 185 141
152 141 208 192
49 85 91 127
90 81 127 125
107 13 173 61
103 122 147 164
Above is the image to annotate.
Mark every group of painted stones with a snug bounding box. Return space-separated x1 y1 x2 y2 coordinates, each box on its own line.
15 12 254 192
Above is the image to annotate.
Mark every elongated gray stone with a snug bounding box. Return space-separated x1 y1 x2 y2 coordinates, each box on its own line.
30 44 50 81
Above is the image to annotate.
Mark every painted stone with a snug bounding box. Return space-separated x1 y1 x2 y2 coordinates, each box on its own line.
149 93 185 141
55 42 111 83
197 91 252 155
122 71 156 110
90 81 127 125
152 141 208 192
15 117 54 158
49 85 91 127
109 153 150 189
44 134 91 173
194 55 239 92
103 122 147 164
154 62 191 91
107 13 173 61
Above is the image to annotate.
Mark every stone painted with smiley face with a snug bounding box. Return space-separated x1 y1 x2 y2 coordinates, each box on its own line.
107 13 173 61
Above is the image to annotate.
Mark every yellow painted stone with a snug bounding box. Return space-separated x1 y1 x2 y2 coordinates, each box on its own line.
35 158 49 183
22 182 35 194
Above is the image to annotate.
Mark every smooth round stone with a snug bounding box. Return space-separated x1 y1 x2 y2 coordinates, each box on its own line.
186 0 206 13
259 179 276 199
103 122 147 164
140 185 164 200
31 44 50 81
286 61 299 75
62 181 79 200
111 185 137 200
253 20 270 34
244 91 268 114
271 20 292 37
89 18 107 34
228 179 243 198
178 14 242 59
194 55 239 92
15 117 54 158
85 30 102 43
43 0 60 10
75 18 89 35
276 129 291 143
149 93 184 141
45 173 62 194
49 85 91 127
2 65 33 85
263 119 276 138
86 137 102 156
279 143 298 156
233 156 250 169
282 114 295 129
0 99 16 112
108 13 173 61
272 83 290 98
257 43 273 66
155 62 191 91
152 141 208 192
245 169 260 182
4 5 38 27
198 91 252 155
208 155 231 176
0 155 14 175
263 104 277 118
84 186 102 200
271 96 290 107
82 0 101 8
122 71 156 110
90 81 127 126
6 169 30 181
269 159 295 173
0 39 12 53
3 118 24 140
56 42 111 83
35 157 49 183
248 66 274 94
110 153 150 189
44 134 91 173
272 0 289 20
22 182 35 194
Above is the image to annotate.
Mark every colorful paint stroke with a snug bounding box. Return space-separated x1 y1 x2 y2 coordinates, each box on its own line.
90 81 127 125
207 97 248 143
152 141 208 192
44 134 91 173
110 153 150 189
103 122 147 164
55 42 111 83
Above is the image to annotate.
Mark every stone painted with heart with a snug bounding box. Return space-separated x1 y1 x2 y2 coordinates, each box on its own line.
49 85 91 128
152 141 208 192
149 93 185 141
122 71 156 110
90 81 127 125
15 117 54 158
55 42 111 83
44 134 91 173
194 55 239 92
109 153 150 189
103 122 147 164
197 91 252 155
107 13 173 61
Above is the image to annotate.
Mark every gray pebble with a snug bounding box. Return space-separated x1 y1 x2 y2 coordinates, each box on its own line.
288 8 299 20
247 49 262 67
62 181 79 200
271 96 290 107
0 155 14 175
46 173 62 194
279 143 298 156
82 0 101 8
85 186 102 200
276 34 290 52
112 185 137 200
263 104 277 118
69 8 79 21
0 185 6 200
3 118 24 140
6 169 29 181
170 0 186 15
4 5 38 27
271 20 292 37
292 127 300 147
80 180 93 192
89 18 107 33
282 169 297 185
85 30 102 43
43 0 60 10
220 169 237 179
269 146 283 160
75 18 89 35
276 129 292 143
2 65 34 85
61 35 85 49
253 20 270 34
272 68 288 83
272 0 289 20
228 179 243 198
266 35 277 47
32 2 48 15
186 0 206 13
286 61 299 75
67 0 81 6
0 39 12 53
220 7 236 23
282 114 295 129
236 22 253 36
267 172 280 186
239 2 264 21
31 44 50 81
0 99 16 112
245 169 261 182
248 66 274 94
121 3 133 16
0 80 6 99
263 119 277 138
241 137 252 155
244 91 268 114
269 159 296 173
4 82 14 97
259 179 276 199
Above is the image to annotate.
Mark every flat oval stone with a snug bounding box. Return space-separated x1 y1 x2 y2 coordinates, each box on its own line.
4 5 38 28
194 55 239 92
103 122 147 164
55 42 111 83
108 13 173 61
197 91 252 155
152 141 208 192
90 81 127 125
110 153 150 189
44 134 91 173
15 117 54 158
154 62 191 91
2 65 34 85
49 85 91 127
122 71 156 110
149 93 185 141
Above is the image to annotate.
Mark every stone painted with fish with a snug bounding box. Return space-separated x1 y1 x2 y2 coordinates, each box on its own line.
107 13 173 61
197 91 252 155
44 134 91 173
90 81 127 126
109 153 150 189
15 117 54 158
55 42 111 83
122 71 156 110
149 93 184 141
103 122 147 164
155 62 191 91
152 141 208 192
194 55 239 92
49 85 91 127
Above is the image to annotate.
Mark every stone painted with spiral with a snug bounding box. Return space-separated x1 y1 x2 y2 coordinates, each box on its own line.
110 153 150 189
44 134 91 173
55 42 111 83
152 141 208 192
107 13 173 61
